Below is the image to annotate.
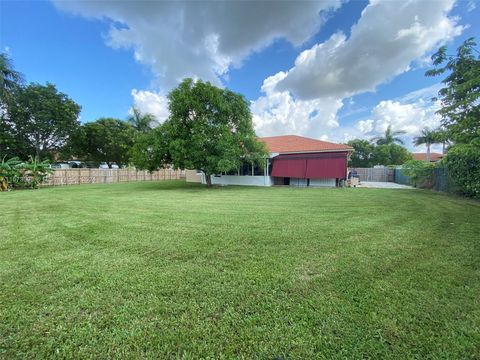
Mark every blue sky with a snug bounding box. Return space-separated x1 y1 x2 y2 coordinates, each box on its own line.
1 0 479 151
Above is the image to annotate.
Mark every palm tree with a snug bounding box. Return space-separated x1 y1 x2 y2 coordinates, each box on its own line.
127 107 157 132
0 53 23 102
432 128 450 154
414 128 438 162
371 125 407 145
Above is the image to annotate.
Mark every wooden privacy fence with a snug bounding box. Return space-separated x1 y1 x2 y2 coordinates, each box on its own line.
349 168 394 182
42 168 185 187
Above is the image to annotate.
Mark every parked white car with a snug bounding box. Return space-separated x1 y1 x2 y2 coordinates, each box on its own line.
99 163 109 169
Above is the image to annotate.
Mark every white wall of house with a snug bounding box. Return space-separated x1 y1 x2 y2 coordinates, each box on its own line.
309 178 336 187
289 178 308 187
209 175 274 186
205 175 336 187
288 178 336 187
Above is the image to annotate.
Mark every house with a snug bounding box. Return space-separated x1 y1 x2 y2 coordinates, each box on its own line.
186 135 353 187
412 152 444 163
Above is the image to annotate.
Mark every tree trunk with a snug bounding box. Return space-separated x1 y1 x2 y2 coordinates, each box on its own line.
205 174 212 187
426 144 431 162
35 144 41 161
442 142 446 154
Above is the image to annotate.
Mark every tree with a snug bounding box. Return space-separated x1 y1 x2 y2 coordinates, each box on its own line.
413 128 438 162
0 53 23 102
372 143 412 166
432 128 450 154
129 125 171 172
0 53 24 157
426 37 480 145
2 83 81 160
371 125 407 145
165 78 267 186
346 139 375 167
68 118 136 167
426 38 480 197
0 116 16 159
127 106 157 133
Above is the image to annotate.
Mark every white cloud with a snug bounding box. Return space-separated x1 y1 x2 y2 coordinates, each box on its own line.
53 0 341 88
352 84 443 151
131 89 169 124
251 0 461 142
467 0 476 12
358 119 374 133
251 72 343 139
367 99 442 136
275 0 463 99
53 0 462 149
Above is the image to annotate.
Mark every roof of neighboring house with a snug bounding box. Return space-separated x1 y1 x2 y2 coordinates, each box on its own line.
259 135 353 154
412 152 444 162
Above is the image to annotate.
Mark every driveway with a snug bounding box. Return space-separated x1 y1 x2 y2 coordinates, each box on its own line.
357 181 414 189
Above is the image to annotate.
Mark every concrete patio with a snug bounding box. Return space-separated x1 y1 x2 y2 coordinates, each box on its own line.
356 181 414 189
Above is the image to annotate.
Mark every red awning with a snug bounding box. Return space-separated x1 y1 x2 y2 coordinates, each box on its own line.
271 157 307 178
271 152 348 179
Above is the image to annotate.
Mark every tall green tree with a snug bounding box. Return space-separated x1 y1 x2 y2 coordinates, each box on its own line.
372 143 412 166
346 139 375 167
127 107 157 133
414 128 438 162
426 37 480 145
129 125 171 172
165 78 267 186
68 118 135 166
0 53 23 102
1 83 81 160
0 53 24 156
371 125 406 145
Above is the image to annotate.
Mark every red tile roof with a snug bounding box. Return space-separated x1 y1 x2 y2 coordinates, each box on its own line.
259 135 353 154
412 152 444 162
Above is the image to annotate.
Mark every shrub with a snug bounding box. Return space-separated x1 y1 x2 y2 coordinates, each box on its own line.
401 160 435 188
444 144 480 198
0 156 53 190
0 156 22 191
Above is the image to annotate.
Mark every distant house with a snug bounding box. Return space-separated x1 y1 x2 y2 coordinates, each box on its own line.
186 135 353 187
412 152 444 163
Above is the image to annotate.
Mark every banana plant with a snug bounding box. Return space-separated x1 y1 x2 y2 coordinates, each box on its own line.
0 156 22 191
21 156 54 189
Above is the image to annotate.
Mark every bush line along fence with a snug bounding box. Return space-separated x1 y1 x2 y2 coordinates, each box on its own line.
394 167 453 192
42 168 185 187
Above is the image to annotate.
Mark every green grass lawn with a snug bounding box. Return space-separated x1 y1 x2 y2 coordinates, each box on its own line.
1 181 479 359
